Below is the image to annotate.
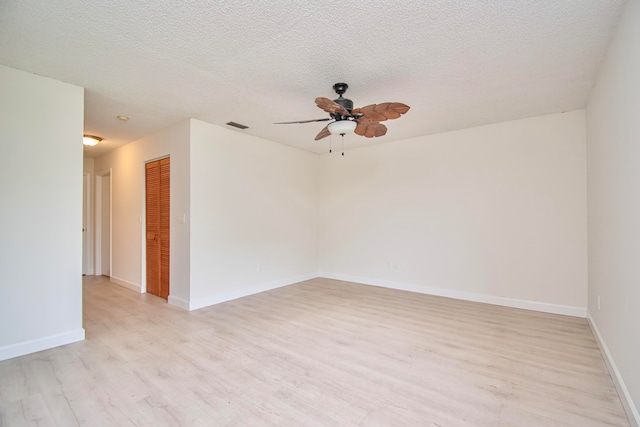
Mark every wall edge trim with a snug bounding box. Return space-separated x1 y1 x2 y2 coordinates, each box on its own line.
0 329 85 362
110 276 143 293
587 312 640 427
319 272 586 317
188 272 319 311
168 295 190 310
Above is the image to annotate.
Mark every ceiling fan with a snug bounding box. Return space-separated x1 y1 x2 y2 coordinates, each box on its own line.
275 83 410 141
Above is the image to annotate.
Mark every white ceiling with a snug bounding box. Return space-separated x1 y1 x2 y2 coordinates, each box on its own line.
0 0 626 157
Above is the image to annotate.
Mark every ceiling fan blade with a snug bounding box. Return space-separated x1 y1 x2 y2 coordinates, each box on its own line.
355 118 387 138
383 102 410 117
354 105 386 122
274 118 331 124
314 125 331 141
315 97 349 116
354 102 410 122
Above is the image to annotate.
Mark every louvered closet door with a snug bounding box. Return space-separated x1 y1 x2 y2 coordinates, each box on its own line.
145 158 170 299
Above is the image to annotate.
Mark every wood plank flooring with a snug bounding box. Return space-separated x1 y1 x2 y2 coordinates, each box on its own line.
0 276 630 426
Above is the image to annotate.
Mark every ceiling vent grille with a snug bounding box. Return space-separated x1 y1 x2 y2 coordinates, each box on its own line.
226 121 249 130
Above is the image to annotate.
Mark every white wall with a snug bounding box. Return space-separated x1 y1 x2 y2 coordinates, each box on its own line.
188 119 318 309
92 118 318 311
168 122 192 306
319 111 588 315
83 157 94 174
586 0 640 422
0 65 85 360
94 120 191 303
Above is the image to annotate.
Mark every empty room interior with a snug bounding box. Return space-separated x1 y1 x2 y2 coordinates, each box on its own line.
1 1 639 425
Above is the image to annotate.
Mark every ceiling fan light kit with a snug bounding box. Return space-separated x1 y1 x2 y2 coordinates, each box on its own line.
328 120 357 135
275 82 410 153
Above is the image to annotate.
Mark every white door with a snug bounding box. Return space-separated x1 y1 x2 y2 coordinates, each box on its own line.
82 173 90 275
95 171 111 276
101 174 111 276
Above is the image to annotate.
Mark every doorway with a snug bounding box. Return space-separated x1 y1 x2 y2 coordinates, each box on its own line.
82 173 92 275
145 157 170 299
95 170 112 276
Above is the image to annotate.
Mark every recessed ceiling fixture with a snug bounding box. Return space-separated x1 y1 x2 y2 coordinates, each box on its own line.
83 135 102 146
117 115 129 121
226 121 249 130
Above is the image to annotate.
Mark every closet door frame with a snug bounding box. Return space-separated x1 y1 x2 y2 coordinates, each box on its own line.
145 157 170 299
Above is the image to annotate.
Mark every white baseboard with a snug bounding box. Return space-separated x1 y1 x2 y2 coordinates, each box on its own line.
169 271 586 317
319 272 586 318
168 294 190 310
110 275 143 293
188 272 319 311
587 312 639 427
0 329 85 362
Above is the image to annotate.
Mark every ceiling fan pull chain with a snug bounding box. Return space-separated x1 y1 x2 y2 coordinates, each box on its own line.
341 134 345 156
329 136 332 153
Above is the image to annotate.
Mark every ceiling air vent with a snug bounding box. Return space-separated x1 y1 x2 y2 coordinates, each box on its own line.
226 121 249 130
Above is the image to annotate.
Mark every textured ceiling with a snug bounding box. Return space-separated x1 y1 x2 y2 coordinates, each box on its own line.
0 0 627 157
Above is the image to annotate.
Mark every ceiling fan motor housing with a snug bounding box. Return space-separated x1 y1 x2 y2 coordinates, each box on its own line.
332 82 353 117
333 97 353 114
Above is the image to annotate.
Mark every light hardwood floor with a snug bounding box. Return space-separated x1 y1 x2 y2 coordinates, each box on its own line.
0 276 630 426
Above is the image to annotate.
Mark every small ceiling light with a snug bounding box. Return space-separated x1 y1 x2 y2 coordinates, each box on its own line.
117 115 129 121
83 135 102 146
327 120 357 136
